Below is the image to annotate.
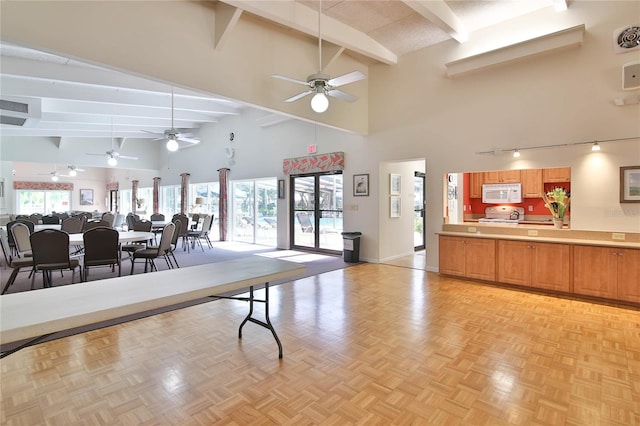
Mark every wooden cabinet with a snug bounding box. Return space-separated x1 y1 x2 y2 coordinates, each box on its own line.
439 235 496 281
574 245 640 302
469 172 483 198
543 167 571 183
484 170 521 184
520 169 543 198
497 240 571 292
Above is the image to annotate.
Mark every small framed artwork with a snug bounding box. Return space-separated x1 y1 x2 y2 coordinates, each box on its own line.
278 179 285 199
390 196 401 218
353 174 369 196
80 188 94 206
390 173 401 195
620 165 640 203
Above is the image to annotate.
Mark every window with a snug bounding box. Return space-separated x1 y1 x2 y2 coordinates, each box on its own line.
160 186 181 217
231 178 277 246
16 190 71 215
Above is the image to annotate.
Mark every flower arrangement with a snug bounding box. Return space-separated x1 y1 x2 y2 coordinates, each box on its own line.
542 187 570 219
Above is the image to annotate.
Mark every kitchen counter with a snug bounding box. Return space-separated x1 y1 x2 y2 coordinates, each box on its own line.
441 223 640 249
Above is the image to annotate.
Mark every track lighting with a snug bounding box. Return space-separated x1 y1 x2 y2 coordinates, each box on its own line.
476 136 638 156
592 142 601 151
311 91 329 113
166 136 179 152
513 149 521 158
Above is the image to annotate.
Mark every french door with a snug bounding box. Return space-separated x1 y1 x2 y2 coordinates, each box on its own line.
290 172 343 254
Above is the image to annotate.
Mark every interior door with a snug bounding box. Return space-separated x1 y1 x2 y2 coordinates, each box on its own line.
290 172 343 253
414 172 426 251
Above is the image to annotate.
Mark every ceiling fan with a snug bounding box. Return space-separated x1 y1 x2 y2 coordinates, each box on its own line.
142 88 200 151
272 0 366 113
86 119 139 166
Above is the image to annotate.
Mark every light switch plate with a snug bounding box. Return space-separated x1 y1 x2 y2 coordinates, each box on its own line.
612 233 626 240
468 227 477 233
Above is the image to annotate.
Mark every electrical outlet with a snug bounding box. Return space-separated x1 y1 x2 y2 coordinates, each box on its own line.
612 233 626 240
528 230 538 236
468 227 477 233
528 205 533 212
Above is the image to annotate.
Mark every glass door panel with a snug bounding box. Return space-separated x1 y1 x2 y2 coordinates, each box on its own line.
292 175 315 249
255 179 278 246
414 172 426 251
232 181 255 243
318 174 343 251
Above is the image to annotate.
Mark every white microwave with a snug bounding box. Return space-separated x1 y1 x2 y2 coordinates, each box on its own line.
482 183 522 204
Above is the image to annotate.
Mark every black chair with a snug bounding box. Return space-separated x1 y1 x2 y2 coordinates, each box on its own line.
83 219 110 232
82 227 121 281
190 214 200 231
1 232 34 295
172 214 190 252
187 215 213 251
42 214 61 224
166 218 182 268
30 229 82 288
121 219 153 260
6 220 35 256
130 222 175 274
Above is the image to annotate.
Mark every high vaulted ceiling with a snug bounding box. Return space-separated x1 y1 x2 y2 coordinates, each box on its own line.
0 0 568 143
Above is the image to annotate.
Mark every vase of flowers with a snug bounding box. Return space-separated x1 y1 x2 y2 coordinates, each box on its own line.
542 187 570 229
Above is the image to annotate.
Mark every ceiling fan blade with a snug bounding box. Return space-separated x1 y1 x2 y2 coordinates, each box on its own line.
86 153 105 157
328 89 358 103
327 70 366 87
272 74 310 86
119 155 138 160
284 91 313 103
177 136 200 144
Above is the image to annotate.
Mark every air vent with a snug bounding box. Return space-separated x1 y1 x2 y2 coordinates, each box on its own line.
0 96 41 127
613 24 640 54
623 61 640 90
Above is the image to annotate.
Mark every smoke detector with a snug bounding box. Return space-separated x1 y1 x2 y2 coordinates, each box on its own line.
613 24 640 54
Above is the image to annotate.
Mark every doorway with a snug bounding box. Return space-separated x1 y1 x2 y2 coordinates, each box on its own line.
414 172 425 251
290 172 343 254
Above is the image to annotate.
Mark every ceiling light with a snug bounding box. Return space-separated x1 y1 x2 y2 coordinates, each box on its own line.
592 142 601 151
51 174 58 182
311 92 329 113
107 156 117 167
513 149 521 158
68 168 77 177
166 136 179 152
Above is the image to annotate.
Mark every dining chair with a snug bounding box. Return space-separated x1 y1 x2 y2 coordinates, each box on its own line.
82 227 121 281
190 213 200 231
172 214 190 252
30 229 82 288
42 214 61 224
121 219 153 260
101 212 116 227
10 222 33 258
150 213 165 221
28 213 42 224
130 222 175 274
1 232 34 295
167 218 182 268
83 219 110 232
187 215 213 251
5 220 35 256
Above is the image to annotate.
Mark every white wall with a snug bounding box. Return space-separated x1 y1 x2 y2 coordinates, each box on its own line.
368 0 640 270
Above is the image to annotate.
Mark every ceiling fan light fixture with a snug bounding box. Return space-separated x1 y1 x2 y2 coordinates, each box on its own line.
166 136 179 152
311 92 329 113
107 156 118 167
51 174 59 182
68 168 77 177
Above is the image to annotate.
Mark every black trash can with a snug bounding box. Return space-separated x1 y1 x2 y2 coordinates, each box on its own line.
341 232 362 263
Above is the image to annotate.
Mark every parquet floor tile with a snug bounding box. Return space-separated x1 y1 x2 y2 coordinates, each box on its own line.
2 263 639 425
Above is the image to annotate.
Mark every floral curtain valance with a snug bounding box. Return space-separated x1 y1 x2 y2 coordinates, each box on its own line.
14 181 74 191
283 152 344 175
106 182 119 191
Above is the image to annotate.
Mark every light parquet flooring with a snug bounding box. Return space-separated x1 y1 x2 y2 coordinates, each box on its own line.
1 263 639 425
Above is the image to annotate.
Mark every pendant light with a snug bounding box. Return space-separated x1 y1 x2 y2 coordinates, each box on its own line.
311 0 328 113
166 88 179 151
108 117 117 166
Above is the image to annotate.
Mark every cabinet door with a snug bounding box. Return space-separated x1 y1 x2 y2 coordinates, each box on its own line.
483 171 500 184
465 238 496 281
617 248 640 303
497 240 530 286
521 169 543 198
543 167 571 183
439 236 466 277
500 170 521 183
530 242 571 292
470 172 483 198
573 245 617 298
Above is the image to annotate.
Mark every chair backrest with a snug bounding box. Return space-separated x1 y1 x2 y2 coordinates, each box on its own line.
10 223 32 255
173 215 189 237
199 215 213 235
6 220 35 249
42 214 61 224
150 213 165 221
84 220 110 231
170 219 182 246
102 212 115 227
133 219 152 232
30 229 72 266
83 227 119 263
61 217 83 234
191 214 200 225
113 214 125 228
28 214 42 224
126 213 136 230
158 222 175 253
296 212 313 233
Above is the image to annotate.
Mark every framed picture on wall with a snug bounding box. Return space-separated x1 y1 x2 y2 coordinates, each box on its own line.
620 165 640 203
278 179 285 199
390 173 401 195
390 196 401 218
80 189 94 206
353 174 369 196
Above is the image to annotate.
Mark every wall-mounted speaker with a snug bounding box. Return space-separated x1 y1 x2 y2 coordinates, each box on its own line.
622 61 640 90
613 24 640 54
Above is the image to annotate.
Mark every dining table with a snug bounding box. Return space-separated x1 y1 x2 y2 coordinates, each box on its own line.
68 231 154 246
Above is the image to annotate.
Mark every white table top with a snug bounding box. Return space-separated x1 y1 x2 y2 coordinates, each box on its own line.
68 231 154 245
0 256 306 344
